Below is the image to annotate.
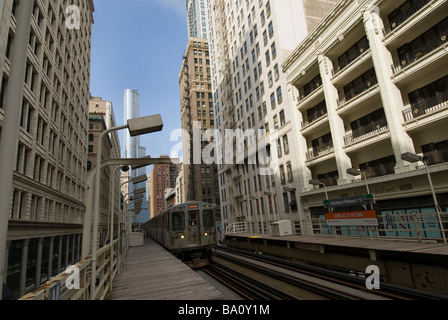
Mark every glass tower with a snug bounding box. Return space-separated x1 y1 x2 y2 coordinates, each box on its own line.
187 0 208 39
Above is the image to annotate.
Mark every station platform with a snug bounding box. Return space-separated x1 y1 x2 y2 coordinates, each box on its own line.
224 233 448 295
106 239 225 300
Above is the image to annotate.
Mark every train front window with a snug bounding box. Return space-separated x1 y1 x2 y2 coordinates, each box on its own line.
203 209 214 228
172 212 185 231
189 210 198 226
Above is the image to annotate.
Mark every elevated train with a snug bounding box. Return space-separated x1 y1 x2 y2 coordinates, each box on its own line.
144 201 217 268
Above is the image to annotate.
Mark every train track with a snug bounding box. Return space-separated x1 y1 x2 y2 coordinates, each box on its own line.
203 246 448 300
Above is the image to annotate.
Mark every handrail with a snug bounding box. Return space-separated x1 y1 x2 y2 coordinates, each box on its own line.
20 238 122 300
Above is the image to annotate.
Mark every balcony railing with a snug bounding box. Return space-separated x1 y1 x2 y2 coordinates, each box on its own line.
392 36 448 74
344 122 388 146
402 95 448 122
332 44 370 76
383 0 432 36
337 75 378 108
305 144 334 161
301 110 327 129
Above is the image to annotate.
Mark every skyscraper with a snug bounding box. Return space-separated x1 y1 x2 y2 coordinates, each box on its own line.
206 0 338 232
187 0 208 39
179 38 220 206
0 0 95 299
150 156 180 218
123 88 147 179
123 89 148 221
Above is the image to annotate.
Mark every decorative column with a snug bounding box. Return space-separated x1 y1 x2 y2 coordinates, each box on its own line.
363 6 416 172
48 237 54 278
318 54 353 183
35 238 43 288
19 239 30 297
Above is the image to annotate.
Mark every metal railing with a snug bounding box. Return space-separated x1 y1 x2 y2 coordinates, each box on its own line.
402 96 448 122
332 44 370 76
310 212 447 243
343 124 389 146
337 76 378 108
383 0 432 36
20 238 124 300
391 36 448 74
305 145 334 161
225 212 448 243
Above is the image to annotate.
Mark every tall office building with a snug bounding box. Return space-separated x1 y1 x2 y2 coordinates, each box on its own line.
206 0 338 232
150 156 180 218
187 0 208 39
179 38 220 206
123 88 148 223
123 89 147 185
0 0 94 299
282 0 448 239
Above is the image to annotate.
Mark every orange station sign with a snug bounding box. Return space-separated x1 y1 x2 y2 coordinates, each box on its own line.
325 210 378 227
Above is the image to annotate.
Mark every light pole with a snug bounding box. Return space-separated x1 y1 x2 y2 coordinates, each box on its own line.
401 152 446 243
309 180 329 200
90 115 162 300
346 168 370 195
82 156 177 258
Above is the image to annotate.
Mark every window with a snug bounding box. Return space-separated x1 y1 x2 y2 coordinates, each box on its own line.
408 75 448 117
283 135 289 154
343 68 377 101
268 21 274 37
287 163 293 182
172 211 185 231
279 110 285 126
270 93 276 109
335 36 369 72
276 86 283 104
350 108 387 139
359 155 396 179
271 42 277 59
303 74 322 98
277 139 282 157
265 50 270 66
317 170 339 187
422 139 448 165
279 165 286 184
273 114 278 129
273 64 279 81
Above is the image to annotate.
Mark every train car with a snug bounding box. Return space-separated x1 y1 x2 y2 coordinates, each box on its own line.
144 201 217 268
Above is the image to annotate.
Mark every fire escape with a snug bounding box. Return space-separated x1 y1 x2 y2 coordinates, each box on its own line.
182 54 196 201
212 0 243 221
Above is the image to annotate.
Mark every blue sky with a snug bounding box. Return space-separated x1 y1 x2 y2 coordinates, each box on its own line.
90 0 188 164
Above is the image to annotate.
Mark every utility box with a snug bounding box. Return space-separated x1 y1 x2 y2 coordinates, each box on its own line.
271 220 293 236
129 232 144 246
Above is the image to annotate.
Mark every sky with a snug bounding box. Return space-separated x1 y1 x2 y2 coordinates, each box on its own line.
89 0 189 167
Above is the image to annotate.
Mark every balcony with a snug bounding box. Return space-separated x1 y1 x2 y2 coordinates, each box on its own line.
383 0 432 36
337 75 378 109
392 36 448 75
344 118 389 148
305 145 334 163
332 44 370 77
403 95 448 122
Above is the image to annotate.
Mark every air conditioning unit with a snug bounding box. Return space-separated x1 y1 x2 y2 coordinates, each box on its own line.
271 220 293 237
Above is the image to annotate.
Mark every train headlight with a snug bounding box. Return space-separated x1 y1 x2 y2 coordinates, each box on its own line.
180 234 185 239
204 232 208 236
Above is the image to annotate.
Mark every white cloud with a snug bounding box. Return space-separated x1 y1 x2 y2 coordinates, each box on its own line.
148 0 186 18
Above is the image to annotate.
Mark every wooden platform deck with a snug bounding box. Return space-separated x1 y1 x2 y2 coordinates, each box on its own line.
106 239 225 300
